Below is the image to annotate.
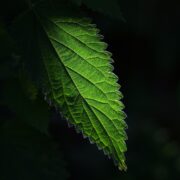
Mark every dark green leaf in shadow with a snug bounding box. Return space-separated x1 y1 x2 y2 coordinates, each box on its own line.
1 79 49 134
0 120 69 180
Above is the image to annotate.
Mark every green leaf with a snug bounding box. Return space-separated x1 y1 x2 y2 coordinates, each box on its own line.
35 3 127 170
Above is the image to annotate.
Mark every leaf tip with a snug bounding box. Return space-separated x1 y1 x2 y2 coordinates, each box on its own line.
118 160 127 171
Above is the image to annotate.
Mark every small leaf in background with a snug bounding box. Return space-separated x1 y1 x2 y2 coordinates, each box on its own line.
19 68 38 101
0 120 69 180
1 79 50 134
0 24 20 79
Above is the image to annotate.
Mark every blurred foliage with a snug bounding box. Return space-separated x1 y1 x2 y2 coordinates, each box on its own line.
0 120 69 180
71 0 124 20
0 24 19 79
1 79 49 134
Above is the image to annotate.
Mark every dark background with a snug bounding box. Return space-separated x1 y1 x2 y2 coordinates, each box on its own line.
0 0 180 179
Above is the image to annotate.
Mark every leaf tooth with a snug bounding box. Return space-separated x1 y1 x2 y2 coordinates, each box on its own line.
94 28 100 34
82 133 88 139
97 145 103 150
97 34 104 40
67 120 73 128
44 95 48 101
48 99 52 106
108 64 114 71
74 126 81 133
118 160 127 171
103 148 109 155
90 24 97 28
104 51 112 57
110 58 114 63
43 93 52 106
88 137 95 144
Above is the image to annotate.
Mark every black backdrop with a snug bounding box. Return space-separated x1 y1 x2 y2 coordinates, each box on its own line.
0 0 180 179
